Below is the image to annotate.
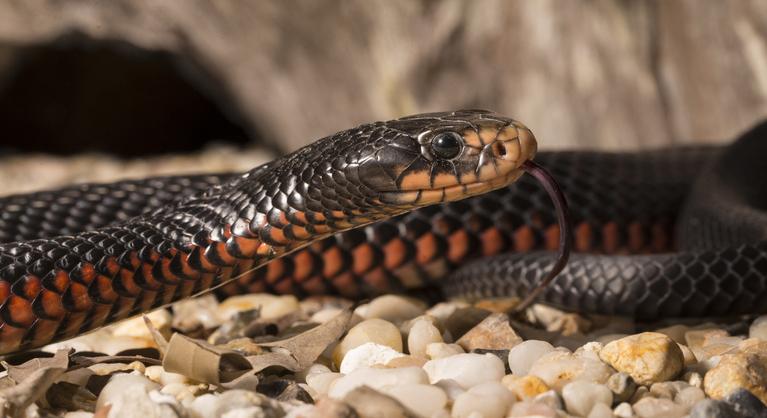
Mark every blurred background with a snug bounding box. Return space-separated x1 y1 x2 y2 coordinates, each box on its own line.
0 0 765 193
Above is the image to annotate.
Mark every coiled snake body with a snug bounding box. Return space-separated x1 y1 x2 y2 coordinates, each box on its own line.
0 110 765 354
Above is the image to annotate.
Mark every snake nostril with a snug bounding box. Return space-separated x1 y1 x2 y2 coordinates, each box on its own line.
493 142 507 158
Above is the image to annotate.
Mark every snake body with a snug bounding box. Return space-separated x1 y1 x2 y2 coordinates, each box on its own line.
0 111 765 354
0 110 534 354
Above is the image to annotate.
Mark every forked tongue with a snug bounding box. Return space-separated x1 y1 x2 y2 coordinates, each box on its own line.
512 160 573 313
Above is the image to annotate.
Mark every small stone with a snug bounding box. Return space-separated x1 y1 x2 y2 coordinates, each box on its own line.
96 374 160 410
342 386 414 418
333 318 403 367
339 342 407 374
111 309 172 341
171 294 221 332
508 340 555 376
532 389 564 410
703 352 767 404
311 308 346 324
613 402 634 418
607 372 637 404
473 298 519 313
423 353 505 389
689 399 740 418
425 343 465 359
434 379 466 401
685 371 704 388
501 374 550 400
751 316 767 341
451 382 514 418
383 383 448 418
160 383 196 402
686 329 729 361
63 413 94 418
308 397 358 418
528 349 613 390
561 381 613 417
508 401 557 418
588 402 614 418
632 397 687 418
385 355 428 368
649 381 688 400
630 386 650 404
362 295 427 324
679 344 698 366
655 324 690 345
306 372 342 396
599 332 684 385
443 307 492 339
218 294 300 320
456 313 522 351
724 388 767 418
408 317 444 358
328 366 428 399
676 386 706 410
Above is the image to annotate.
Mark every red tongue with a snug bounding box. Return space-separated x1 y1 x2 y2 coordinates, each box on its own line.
513 160 574 313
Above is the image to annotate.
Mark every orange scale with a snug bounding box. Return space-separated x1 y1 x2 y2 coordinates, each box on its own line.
362 267 390 293
481 228 505 256
293 251 314 282
447 230 470 263
231 236 262 258
301 276 328 295
601 222 620 253
332 272 360 298
272 278 295 295
416 233 439 264
513 225 535 252
352 243 375 275
574 222 591 252
95 275 119 303
38 289 66 319
322 247 345 278
88 303 113 330
66 281 92 311
0 281 9 302
7 295 35 327
543 224 560 251
58 312 87 340
0 323 25 354
29 318 61 348
383 238 408 269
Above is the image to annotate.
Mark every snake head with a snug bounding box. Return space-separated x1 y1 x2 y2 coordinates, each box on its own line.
355 109 537 207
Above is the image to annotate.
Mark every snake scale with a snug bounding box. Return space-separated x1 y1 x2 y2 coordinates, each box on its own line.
0 109 765 355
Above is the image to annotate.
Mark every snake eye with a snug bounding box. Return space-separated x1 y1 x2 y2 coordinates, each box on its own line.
431 132 463 160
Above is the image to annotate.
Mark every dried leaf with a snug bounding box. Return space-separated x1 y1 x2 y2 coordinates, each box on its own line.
162 333 253 384
0 356 67 418
259 308 351 369
144 315 169 357
6 349 69 383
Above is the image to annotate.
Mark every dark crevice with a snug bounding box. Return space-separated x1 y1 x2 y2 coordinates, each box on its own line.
0 33 254 157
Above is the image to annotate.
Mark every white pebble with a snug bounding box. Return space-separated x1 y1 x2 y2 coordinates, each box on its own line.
188 393 219 418
425 343 465 359
305 372 342 396
508 340 555 376
561 381 613 417
96 374 160 410
451 382 514 418
613 402 634 418
588 402 614 418
509 401 557 417
529 350 612 389
363 295 426 323
632 397 686 418
423 353 505 389
328 367 428 399
333 318 403 366
383 384 448 418
750 315 767 341
408 318 444 357
339 342 407 374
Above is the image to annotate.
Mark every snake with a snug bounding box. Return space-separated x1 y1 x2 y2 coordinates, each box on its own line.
0 109 765 355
